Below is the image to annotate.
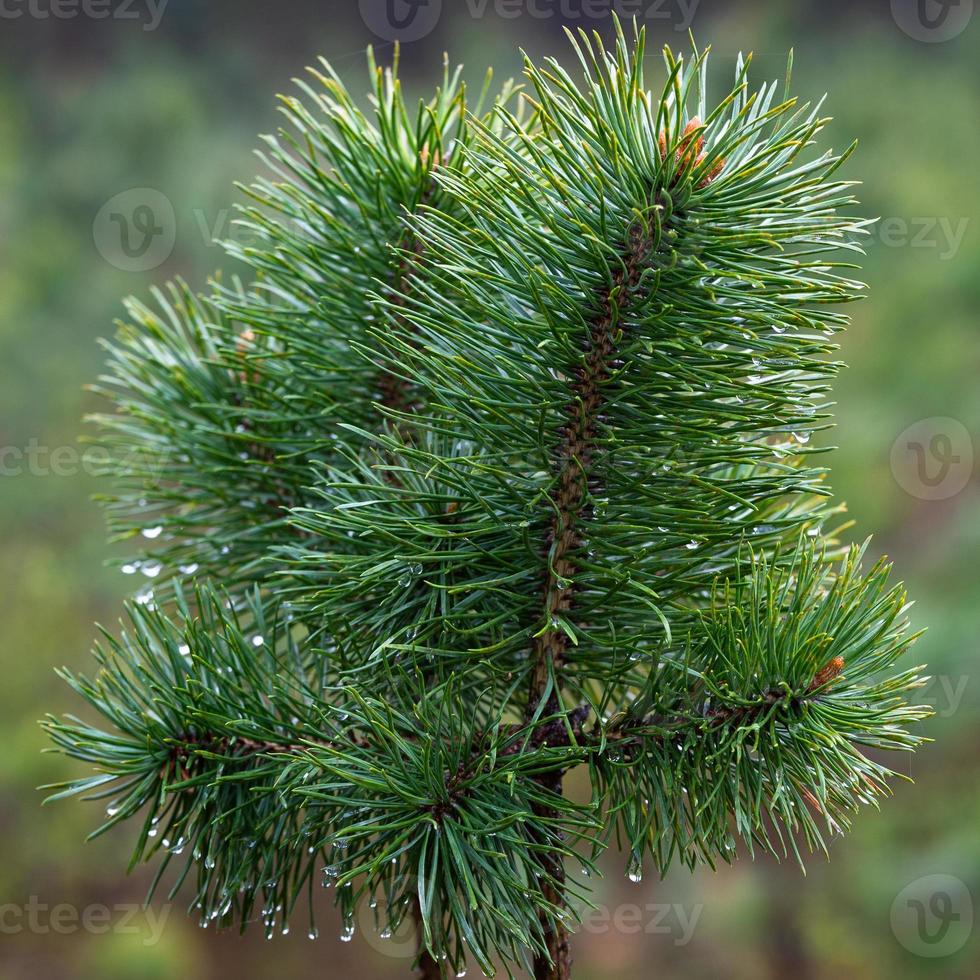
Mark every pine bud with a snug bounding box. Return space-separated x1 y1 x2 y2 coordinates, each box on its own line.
657 117 725 188
808 655 845 692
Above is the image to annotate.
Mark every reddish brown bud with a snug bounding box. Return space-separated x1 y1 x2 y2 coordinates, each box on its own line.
676 117 705 169
657 117 724 189
808 655 845 692
698 155 726 188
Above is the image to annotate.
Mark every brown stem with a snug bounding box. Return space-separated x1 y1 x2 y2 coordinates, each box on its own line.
527 221 656 710
530 771 573 980
526 221 657 980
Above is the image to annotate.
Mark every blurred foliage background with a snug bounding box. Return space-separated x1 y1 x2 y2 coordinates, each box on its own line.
1 1 976 977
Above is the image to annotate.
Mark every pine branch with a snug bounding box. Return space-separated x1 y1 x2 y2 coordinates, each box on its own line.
526 200 668 980
45 20 931 980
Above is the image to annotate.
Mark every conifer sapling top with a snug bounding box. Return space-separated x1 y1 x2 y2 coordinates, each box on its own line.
44 21 929 980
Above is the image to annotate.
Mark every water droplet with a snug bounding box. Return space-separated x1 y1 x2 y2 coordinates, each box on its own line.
121 562 139 575
142 526 163 540
685 540 699 551
179 563 199 575
397 562 424 588
251 635 265 648
792 430 811 444
178 644 191 657
141 560 163 578
340 921 355 942
627 858 643 883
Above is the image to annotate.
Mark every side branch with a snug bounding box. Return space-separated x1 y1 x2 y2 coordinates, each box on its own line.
160 654 845 786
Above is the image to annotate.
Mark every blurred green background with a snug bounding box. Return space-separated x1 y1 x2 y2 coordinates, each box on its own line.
1 1 976 977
